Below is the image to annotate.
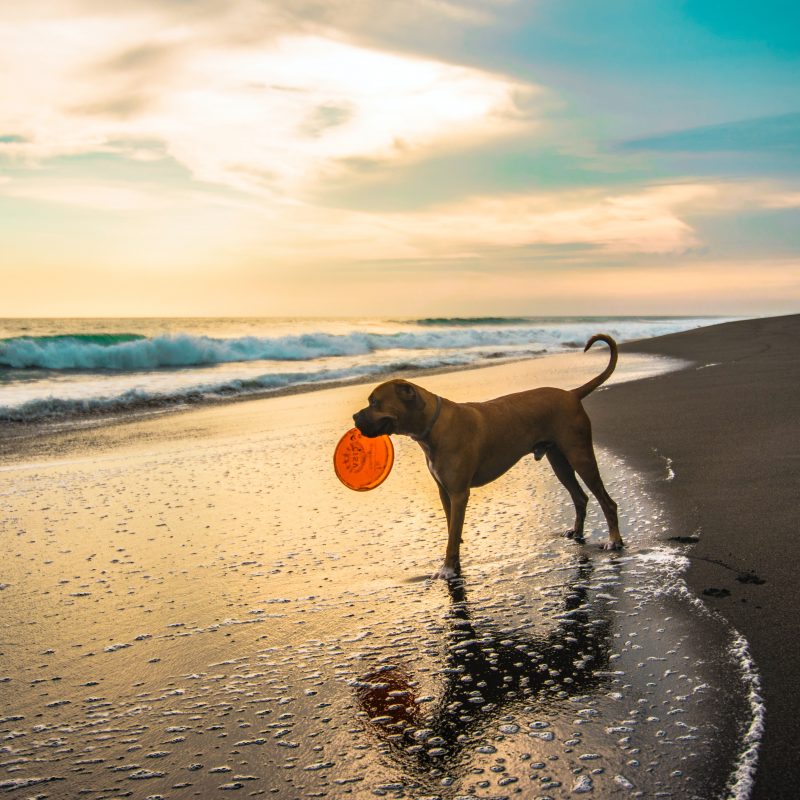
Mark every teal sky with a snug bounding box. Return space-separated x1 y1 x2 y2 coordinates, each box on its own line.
1 0 798 316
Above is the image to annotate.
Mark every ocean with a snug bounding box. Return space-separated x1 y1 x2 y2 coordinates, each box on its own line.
0 316 730 423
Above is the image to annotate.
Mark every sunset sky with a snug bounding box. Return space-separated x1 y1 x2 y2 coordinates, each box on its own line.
1 0 798 317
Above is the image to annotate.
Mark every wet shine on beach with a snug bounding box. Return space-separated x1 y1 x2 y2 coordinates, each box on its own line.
0 354 759 799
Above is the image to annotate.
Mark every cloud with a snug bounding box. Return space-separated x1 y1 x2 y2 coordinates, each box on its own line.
10 170 797 265
619 113 800 154
235 182 724 263
0 2 534 198
2 179 185 212
230 179 800 267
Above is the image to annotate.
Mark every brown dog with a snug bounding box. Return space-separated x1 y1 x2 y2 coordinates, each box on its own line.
353 334 622 580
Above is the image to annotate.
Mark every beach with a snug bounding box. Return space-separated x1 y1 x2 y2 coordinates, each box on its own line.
0 317 792 798
586 313 800 800
3 1 798 797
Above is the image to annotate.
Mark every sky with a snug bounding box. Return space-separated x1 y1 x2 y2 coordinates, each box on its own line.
1 0 799 317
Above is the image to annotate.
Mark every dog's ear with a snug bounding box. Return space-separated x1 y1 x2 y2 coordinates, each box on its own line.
394 381 422 408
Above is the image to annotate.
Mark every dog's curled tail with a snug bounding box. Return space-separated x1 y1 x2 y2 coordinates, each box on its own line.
572 334 618 399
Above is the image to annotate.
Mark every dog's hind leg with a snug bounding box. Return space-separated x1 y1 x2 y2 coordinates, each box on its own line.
546 447 588 541
567 446 623 550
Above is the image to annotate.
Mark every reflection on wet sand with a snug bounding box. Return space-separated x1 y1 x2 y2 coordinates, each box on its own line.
356 558 614 787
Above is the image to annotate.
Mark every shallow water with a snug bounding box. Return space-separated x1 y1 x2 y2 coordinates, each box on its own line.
0 371 759 799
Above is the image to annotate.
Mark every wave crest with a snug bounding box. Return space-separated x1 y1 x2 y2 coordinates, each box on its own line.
0 329 559 371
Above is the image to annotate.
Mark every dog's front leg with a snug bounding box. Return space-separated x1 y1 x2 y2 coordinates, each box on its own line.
431 489 469 580
437 484 451 529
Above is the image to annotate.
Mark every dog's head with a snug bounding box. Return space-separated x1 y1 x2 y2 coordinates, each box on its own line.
353 379 424 438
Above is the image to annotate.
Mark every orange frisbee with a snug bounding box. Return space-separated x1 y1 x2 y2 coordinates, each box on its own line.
334 427 394 491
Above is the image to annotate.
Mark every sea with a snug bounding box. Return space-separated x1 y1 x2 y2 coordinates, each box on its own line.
0 316 732 424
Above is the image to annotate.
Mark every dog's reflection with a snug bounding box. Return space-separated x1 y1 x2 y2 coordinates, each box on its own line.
354 558 613 774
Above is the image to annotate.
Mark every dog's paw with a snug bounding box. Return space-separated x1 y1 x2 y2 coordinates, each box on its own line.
600 540 624 551
562 528 585 542
430 564 460 581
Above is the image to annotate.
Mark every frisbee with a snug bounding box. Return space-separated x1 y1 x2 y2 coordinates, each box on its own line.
334 427 394 491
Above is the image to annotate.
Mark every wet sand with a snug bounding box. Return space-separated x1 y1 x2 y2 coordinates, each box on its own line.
0 348 760 798
586 314 800 800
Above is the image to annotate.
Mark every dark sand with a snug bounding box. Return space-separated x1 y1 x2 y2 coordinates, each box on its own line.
586 314 800 800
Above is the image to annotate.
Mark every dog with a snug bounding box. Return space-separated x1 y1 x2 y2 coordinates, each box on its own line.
353 334 622 580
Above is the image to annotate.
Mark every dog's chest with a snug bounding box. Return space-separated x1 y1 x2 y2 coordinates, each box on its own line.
420 443 444 486
426 456 443 485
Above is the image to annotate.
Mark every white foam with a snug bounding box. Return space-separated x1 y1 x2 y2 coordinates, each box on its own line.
724 634 765 800
613 455 765 799
652 448 676 481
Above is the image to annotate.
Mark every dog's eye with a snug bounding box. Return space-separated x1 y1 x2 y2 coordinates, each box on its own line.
369 397 377 407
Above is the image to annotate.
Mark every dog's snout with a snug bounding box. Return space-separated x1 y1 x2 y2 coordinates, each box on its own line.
352 404 394 438
353 408 370 434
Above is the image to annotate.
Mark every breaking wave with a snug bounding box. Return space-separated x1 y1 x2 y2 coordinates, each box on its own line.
0 319 722 372
0 357 474 422
0 329 569 371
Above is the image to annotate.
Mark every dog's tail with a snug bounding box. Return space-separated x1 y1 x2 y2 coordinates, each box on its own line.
572 334 618 399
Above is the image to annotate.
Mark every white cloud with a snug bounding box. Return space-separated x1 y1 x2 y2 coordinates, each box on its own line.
0 6 534 197
247 182 718 261
7 176 784 264
229 179 800 264
2 180 169 211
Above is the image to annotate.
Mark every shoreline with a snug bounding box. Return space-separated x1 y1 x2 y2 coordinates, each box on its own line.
0 353 541 461
0 347 683 464
585 312 800 800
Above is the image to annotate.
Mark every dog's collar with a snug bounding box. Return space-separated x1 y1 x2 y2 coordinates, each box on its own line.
411 394 442 442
